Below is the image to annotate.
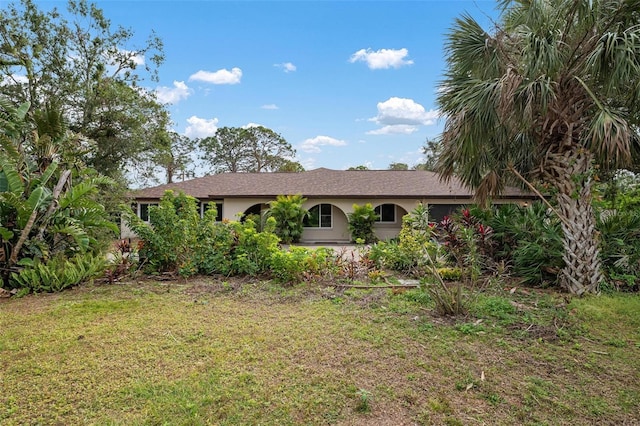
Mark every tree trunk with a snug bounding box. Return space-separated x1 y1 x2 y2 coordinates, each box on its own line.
545 149 602 294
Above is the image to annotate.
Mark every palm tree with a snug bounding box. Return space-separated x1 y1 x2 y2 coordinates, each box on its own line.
437 0 640 294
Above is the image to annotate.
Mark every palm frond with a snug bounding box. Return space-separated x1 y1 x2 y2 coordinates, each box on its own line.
586 107 632 168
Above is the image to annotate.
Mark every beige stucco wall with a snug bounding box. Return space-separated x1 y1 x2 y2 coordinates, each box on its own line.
222 198 269 220
121 197 532 242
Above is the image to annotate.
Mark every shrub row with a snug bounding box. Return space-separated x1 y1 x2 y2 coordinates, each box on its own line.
123 191 376 284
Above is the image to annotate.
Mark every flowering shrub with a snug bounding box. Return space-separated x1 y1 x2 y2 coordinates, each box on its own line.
436 208 494 283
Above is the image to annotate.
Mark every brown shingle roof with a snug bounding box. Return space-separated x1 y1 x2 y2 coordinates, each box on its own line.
132 168 531 200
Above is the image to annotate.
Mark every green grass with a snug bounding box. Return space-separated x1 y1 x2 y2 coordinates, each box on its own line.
1 279 639 425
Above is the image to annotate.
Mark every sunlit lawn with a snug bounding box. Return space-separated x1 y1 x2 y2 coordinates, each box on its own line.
1 278 639 425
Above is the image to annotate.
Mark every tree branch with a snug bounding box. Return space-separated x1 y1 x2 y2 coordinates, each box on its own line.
508 165 571 228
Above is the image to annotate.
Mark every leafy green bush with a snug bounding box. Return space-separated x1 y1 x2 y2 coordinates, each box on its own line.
593 170 640 211
270 246 337 284
194 216 236 276
436 267 462 281
267 194 307 243
482 203 564 285
597 209 640 290
127 194 283 278
348 203 378 243
370 206 442 276
230 217 280 275
125 191 202 276
369 239 417 272
10 253 108 293
270 246 312 283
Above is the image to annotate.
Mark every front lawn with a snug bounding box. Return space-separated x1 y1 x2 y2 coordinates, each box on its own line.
1 279 638 425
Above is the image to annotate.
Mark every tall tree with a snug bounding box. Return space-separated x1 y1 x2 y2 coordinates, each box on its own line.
199 126 296 173
0 0 167 180
388 162 409 170
136 131 195 185
276 159 305 172
437 0 640 294
414 138 442 171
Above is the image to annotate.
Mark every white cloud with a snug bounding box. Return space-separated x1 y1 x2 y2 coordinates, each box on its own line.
349 48 413 69
156 81 192 104
242 123 262 129
261 104 279 110
299 135 347 153
184 116 219 138
275 62 297 72
368 97 439 134
119 49 145 66
300 157 316 170
366 125 419 135
1 74 28 85
189 67 242 84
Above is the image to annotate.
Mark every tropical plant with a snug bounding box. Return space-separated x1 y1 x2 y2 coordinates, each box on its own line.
267 194 307 243
484 203 564 285
11 253 107 293
1 98 117 290
437 0 640 294
597 209 640 290
369 206 440 276
347 203 379 243
124 190 202 276
437 209 494 281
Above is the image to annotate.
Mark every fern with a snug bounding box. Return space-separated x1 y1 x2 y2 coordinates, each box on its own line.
10 253 108 293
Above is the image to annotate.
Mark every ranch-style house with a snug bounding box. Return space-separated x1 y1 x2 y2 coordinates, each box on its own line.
123 168 536 243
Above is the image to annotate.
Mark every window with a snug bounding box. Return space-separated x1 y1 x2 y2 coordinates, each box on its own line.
138 203 158 222
199 201 223 221
304 204 332 228
374 204 396 223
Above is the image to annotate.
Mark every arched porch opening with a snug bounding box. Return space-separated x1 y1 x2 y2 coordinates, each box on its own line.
373 203 409 241
241 203 269 228
301 203 350 243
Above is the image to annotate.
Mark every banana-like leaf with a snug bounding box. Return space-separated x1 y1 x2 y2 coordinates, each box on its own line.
0 157 24 194
26 186 51 211
17 186 51 228
31 161 59 189
14 101 30 122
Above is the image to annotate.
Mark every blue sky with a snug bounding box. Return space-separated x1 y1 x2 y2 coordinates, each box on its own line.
51 0 500 171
